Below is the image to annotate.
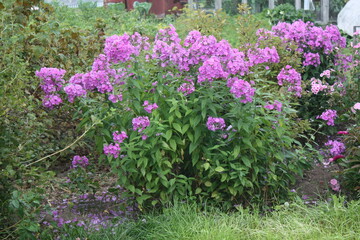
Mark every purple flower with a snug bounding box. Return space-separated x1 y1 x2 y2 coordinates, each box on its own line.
104 143 121 158
143 101 158 113
324 140 345 156
71 155 89 168
108 94 123 103
227 77 255 103
112 131 128 143
42 94 62 108
207 117 226 131
177 80 195 96
317 109 337 126
132 116 150 132
64 84 87 103
277 65 302 97
303 52 321 67
264 100 282 112
36 67 66 94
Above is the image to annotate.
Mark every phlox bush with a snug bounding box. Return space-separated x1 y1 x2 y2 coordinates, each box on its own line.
256 20 351 123
37 25 315 209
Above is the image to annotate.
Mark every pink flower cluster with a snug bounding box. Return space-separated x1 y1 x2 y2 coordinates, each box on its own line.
71 155 89 168
310 78 328 95
132 116 150 132
317 109 337 126
277 65 302 97
206 117 226 131
227 77 255 103
329 178 340 192
143 101 158 113
303 52 321 67
264 100 282 112
320 69 334 78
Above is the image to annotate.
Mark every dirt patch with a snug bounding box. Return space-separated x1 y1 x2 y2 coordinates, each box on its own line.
293 163 341 200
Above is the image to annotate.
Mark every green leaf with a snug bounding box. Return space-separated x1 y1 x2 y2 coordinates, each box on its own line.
182 124 190 134
137 194 151 204
175 110 182 118
205 181 212 187
232 145 240 158
173 123 182 133
169 139 177 151
215 166 225 172
203 162 210 170
165 130 172 141
128 185 135 193
242 138 253 148
195 188 202 194
242 157 251 167
189 141 199 154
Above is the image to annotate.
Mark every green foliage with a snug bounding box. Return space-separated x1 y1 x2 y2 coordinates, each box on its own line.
233 4 271 48
341 126 360 196
64 166 100 195
265 3 314 25
133 1 152 16
174 7 228 40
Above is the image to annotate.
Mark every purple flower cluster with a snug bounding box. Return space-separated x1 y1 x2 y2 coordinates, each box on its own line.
63 84 87 103
269 20 346 54
108 94 123 103
103 143 121 158
303 52 321 67
264 100 282 112
324 140 345 156
143 101 158 113
198 56 228 83
177 79 195 96
132 116 150 132
71 155 89 168
317 109 337 126
36 68 66 108
227 77 255 103
206 117 226 131
104 33 149 64
112 131 128 143
42 94 63 108
247 46 280 66
277 65 302 97
36 67 66 94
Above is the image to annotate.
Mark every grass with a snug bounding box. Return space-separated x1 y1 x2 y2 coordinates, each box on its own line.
57 196 360 240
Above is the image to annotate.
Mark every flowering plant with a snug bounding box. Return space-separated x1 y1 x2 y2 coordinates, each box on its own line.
37 25 316 209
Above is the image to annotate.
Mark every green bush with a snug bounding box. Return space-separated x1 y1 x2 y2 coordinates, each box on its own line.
265 3 314 25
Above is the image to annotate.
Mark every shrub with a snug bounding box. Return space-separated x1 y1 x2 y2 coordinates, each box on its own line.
37 25 316 210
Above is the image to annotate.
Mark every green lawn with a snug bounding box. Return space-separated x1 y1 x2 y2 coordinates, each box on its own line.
61 196 360 240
